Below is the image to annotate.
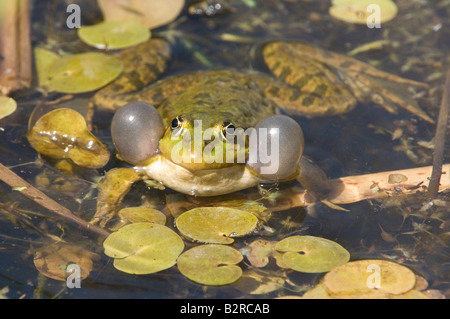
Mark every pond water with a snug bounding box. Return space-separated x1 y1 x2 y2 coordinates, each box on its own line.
0 0 449 299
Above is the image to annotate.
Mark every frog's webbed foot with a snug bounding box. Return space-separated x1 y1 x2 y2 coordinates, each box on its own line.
262 41 432 123
90 168 145 228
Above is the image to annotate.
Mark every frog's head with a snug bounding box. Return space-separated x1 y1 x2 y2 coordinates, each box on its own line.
158 112 247 171
112 102 304 182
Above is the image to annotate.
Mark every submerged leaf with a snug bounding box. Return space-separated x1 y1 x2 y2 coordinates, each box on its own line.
97 0 185 29
118 206 166 225
322 259 416 296
233 270 285 295
33 243 96 281
103 223 184 274
0 96 17 119
329 0 398 25
27 108 110 168
78 21 151 50
246 238 276 268
274 236 350 273
45 52 123 93
175 207 258 244
177 244 243 286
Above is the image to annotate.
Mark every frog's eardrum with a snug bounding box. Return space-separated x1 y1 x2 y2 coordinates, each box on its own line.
247 115 304 181
111 102 164 165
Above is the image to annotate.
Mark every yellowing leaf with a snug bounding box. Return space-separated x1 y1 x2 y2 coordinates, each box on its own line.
177 244 243 286
78 21 151 50
97 0 185 29
176 207 258 244
329 0 398 25
322 259 416 296
27 108 110 168
45 52 123 94
274 236 350 273
103 223 184 274
0 96 17 119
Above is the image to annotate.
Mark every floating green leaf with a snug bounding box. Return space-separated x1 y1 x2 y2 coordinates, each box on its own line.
78 21 151 50
0 96 17 120
103 223 184 274
45 52 123 93
27 108 110 168
34 47 60 89
175 207 258 244
329 0 398 25
177 244 243 286
274 236 350 273
322 259 417 297
118 207 167 225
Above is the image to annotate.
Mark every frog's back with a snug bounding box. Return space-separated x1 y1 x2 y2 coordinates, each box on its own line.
157 70 279 129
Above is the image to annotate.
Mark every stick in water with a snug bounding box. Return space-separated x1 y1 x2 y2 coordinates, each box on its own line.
0 163 109 238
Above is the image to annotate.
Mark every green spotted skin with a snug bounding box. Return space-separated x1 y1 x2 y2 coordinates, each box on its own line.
93 39 432 131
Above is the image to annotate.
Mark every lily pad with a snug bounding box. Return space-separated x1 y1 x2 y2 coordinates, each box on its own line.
97 0 185 30
34 47 61 89
78 21 151 50
0 96 17 120
274 236 350 273
27 108 110 168
118 207 167 225
33 243 96 281
103 222 184 274
177 244 243 286
175 207 259 244
322 259 417 296
329 0 398 25
45 52 123 94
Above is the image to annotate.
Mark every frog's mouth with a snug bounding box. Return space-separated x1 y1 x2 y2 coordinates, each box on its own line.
140 154 259 197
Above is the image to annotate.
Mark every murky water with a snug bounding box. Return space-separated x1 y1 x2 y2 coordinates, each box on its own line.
0 0 449 299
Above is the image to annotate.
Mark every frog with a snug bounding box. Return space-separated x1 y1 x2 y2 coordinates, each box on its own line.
87 38 431 226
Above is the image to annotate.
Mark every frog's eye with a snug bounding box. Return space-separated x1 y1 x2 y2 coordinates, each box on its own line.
111 102 164 165
170 116 184 130
221 121 236 140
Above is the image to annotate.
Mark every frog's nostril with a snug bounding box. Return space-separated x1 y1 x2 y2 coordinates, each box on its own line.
111 102 164 165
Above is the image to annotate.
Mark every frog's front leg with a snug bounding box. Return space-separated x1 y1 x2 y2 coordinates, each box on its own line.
262 41 432 122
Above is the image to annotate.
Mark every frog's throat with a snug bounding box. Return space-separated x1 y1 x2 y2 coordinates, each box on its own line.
138 154 259 197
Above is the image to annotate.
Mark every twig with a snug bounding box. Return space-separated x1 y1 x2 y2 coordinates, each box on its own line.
0 163 109 238
261 164 450 211
0 0 32 95
428 69 450 197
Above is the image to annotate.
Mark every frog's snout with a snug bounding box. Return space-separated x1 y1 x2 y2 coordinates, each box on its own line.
111 102 165 165
246 115 304 181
